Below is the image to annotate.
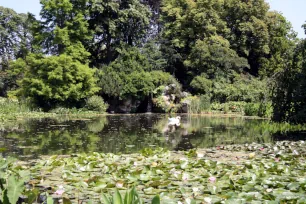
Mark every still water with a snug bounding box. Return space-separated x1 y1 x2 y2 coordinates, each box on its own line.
0 114 304 159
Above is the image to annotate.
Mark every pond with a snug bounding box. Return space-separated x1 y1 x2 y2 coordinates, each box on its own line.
0 114 305 159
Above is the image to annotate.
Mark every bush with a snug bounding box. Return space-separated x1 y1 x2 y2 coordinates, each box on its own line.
190 75 212 95
211 75 269 103
244 103 260 116
85 95 109 112
244 102 273 117
14 54 100 109
152 95 179 113
210 101 246 114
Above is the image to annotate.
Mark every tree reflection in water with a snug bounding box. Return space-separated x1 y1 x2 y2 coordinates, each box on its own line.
0 115 302 159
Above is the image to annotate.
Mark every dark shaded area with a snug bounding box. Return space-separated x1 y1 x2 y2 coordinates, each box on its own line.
272 131 306 141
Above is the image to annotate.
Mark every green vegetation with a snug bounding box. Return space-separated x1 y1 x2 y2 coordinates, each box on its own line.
0 0 305 121
0 141 304 203
272 37 306 123
85 96 109 112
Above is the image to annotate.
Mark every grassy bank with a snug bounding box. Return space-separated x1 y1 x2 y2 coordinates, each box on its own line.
0 97 107 122
1 141 305 203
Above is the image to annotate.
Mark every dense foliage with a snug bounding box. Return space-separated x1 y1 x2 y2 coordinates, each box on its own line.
272 35 306 123
0 0 305 120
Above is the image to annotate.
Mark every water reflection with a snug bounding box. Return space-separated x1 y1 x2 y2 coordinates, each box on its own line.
0 115 301 159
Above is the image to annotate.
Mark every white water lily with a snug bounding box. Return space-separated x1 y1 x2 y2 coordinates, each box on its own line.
182 173 189 181
192 187 199 192
293 150 299 155
185 198 192 204
116 182 124 188
79 166 86 171
204 197 212 204
266 188 273 193
197 152 204 158
180 157 188 161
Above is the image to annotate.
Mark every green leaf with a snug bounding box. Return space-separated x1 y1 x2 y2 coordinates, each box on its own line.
7 175 24 204
151 195 160 204
47 197 54 204
63 197 72 204
113 189 123 204
25 188 40 204
101 193 111 204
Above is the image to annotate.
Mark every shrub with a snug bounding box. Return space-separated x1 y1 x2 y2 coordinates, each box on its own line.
190 75 212 95
14 54 100 109
244 103 260 116
244 102 273 117
85 95 109 112
258 102 273 118
152 95 179 113
210 101 247 114
211 75 269 103
199 95 211 111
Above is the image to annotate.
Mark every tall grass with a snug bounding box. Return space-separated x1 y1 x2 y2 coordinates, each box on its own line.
0 97 32 114
186 95 211 114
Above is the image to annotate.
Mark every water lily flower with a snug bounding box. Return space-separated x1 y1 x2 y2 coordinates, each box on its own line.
293 150 299 155
275 158 280 162
260 147 264 151
197 152 204 158
249 152 256 159
182 173 189 181
134 161 138 166
185 198 192 204
79 166 86 171
54 186 65 196
177 201 183 204
116 182 124 188
151 162 158 167
192 187 199 192
180 157 188 161
208 176 216 183
266 188 273 193
204 197 212 204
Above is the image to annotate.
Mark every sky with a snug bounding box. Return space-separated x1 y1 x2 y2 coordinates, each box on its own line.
0 0 305 38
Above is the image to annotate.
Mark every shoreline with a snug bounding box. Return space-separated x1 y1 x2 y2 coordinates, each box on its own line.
0 111 268 122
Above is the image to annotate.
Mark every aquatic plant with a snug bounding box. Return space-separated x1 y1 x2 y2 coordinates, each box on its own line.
27 141 305 203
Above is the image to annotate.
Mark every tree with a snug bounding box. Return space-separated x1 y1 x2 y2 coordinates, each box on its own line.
33 0 92 56
87 0 151 66
272 37 306 123
184 36 249 79
160 0 230 85
0 7 32 69
97 47 177 100
13 54 99 109
222 0 270 76
259 11 297 77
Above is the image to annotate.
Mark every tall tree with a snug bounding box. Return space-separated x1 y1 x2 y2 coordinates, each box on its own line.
259 11 297 77
272 28 306 123
222 0 270 76
34 0 91 58
0 7 32 69
87 0 151 66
